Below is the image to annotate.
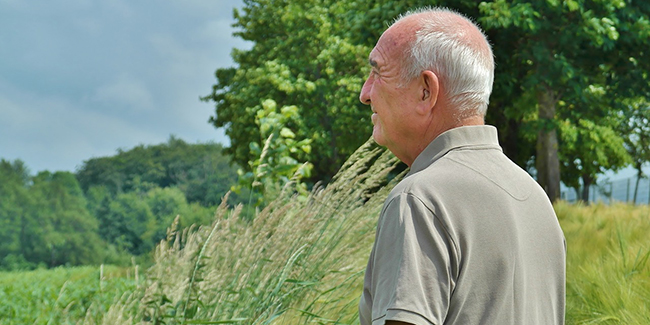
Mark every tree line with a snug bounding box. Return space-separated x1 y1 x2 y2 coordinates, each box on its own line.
203 0 650 202
0 137 240 270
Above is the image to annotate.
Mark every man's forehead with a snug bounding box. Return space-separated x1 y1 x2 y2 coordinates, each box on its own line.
368 37 395 68
369 22 414 67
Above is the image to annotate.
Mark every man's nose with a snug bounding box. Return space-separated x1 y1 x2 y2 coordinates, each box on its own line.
359 78 371 105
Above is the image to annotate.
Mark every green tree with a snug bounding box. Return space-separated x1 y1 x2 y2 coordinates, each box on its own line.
96 186 216 257
557 81 632 201
211 0 650 199
0 160 33 269
1 161 108 269
478 0 650 201
85 185 112 221
203 0 372 183
145 187 188 243
619 99 650 202
100 191 156 256
233 99 312 203
76 137 239 206
559 119 630 201
28 171 103 267
162 138 240 206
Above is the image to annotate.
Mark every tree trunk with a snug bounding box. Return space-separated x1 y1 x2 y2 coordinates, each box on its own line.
633 163 643 204
536 87 561 202
581 174 593 203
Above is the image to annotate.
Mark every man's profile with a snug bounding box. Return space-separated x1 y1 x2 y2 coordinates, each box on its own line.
358 7 566 325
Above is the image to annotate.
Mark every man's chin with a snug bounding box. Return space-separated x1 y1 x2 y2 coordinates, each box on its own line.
372 131 386 146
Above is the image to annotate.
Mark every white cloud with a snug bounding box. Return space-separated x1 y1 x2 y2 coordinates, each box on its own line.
0 80 158 172
0 0 243 172
92 74 155 111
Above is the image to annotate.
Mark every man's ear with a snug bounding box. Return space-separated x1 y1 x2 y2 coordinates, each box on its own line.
417 70 439 115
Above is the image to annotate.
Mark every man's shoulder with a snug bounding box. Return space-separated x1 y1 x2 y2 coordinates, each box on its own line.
383 156 462 216
388 147 546 210
391 151 478 196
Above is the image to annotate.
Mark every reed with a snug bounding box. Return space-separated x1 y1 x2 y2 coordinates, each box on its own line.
117 138 402 324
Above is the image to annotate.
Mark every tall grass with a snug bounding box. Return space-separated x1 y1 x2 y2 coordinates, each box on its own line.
5 140 649 324
557 201 650 324
107 139 403 324
95 141 650 324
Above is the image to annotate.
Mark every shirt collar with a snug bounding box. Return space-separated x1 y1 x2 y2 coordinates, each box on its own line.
407 125 502 176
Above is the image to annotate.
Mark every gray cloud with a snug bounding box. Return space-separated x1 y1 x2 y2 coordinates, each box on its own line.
92 74 155 111
0 0 250 173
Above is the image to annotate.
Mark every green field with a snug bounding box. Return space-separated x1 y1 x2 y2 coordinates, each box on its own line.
1 206 649 324
559 202 650 324
0 265 137 325
2 146 649 324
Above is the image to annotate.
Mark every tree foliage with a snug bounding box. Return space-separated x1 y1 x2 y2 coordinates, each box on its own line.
618 99 650 202
92 185 214 256
76 136 239 207
233 98 313 204
29 171 104 267
210 0 650 201
0 160 34 269
478 0 650 200
0 161 104 269
203 0 372 182
1 138 236 269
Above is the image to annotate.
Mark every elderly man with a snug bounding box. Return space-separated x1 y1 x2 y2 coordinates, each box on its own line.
358 8 566 325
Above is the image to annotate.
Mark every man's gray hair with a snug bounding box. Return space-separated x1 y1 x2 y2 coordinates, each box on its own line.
396 8 494 116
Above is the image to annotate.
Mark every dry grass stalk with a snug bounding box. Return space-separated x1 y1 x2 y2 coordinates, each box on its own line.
101 139 401 324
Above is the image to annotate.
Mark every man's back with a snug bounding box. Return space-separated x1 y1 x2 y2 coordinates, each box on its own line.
360 126 566 324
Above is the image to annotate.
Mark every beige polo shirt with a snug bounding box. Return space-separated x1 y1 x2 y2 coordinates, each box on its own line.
359 125 566 325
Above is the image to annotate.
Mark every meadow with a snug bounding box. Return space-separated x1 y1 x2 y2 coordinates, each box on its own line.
1 142 649 324
0 265 137 325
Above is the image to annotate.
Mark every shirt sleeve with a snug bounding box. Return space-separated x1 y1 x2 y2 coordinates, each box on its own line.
368 193 457 325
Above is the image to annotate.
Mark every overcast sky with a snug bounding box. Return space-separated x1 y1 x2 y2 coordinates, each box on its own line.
0 0 250 173
1 0 645 185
